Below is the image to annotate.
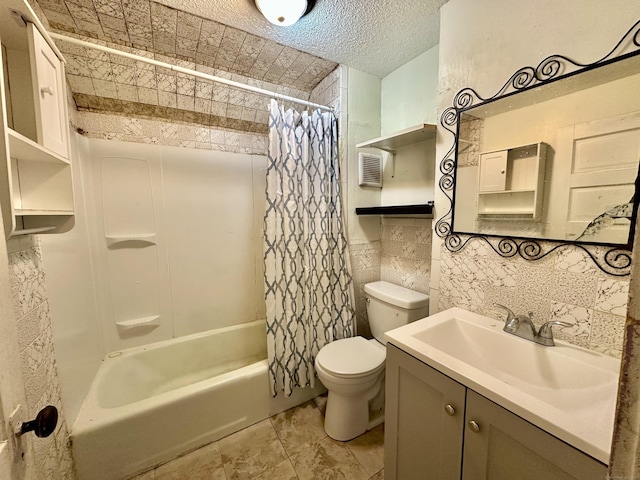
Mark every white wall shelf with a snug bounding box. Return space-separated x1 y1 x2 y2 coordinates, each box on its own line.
8 128 69 164
356 124 437 212
356 123 437 153
15 208 73 215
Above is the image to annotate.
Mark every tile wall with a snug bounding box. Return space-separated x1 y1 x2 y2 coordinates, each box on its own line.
66 35 344 157
74 110 268 154
380 218 432 295
56 31 317 135
6 236 75 479
37 0 337 92
346 218 433 339
349 242 382 338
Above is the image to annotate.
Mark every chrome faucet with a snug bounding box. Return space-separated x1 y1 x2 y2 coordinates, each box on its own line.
493 304 573 346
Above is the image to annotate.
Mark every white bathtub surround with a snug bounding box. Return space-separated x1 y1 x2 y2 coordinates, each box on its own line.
75 139 267 353
264 100 355 397
72 321 269 480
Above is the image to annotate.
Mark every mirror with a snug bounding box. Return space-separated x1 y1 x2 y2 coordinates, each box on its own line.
437 20 640 275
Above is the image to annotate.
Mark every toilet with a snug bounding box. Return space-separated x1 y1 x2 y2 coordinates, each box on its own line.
315 281 429 441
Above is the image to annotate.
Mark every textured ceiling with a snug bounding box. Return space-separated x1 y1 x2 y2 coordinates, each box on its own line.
156 0 447 78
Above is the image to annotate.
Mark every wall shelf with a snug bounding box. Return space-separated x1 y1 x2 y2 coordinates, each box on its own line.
356 124 437 153
355 203 434 218
8 128 69 164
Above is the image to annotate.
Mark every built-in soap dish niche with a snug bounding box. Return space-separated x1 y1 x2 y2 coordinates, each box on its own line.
116 315 160 333
105 234 157 248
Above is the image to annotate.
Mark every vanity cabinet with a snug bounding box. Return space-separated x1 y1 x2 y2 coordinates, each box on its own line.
0 0 74 237
385 344 607 480
477 142 547 218
385 343 466 480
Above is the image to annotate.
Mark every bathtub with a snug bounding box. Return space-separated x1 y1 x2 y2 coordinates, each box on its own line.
71 320 271 480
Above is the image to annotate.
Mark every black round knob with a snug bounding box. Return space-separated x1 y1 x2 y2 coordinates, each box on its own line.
20 406 58 438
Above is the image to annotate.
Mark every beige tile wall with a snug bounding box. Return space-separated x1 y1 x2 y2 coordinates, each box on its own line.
349 242 382 338
56 31 319 135
7 236 75 480
75 110 268 154
37 0 337 92
380 218 432 295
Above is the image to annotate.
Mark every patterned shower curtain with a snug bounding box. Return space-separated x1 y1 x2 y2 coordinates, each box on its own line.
263 99 355 397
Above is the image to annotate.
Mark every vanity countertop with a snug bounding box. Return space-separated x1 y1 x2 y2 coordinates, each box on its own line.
385 307 620 464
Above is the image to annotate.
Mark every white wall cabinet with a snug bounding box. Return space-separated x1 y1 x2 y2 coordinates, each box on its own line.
0 0 73 237
385 344 607 480
477 143 547 218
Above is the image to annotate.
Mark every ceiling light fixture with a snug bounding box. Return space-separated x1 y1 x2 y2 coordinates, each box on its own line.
255 0 309 27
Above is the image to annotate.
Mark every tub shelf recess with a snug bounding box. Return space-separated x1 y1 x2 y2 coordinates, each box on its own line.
105 234 157 247
115 315 160 331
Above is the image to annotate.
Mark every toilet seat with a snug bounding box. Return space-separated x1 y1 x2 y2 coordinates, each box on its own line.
316 337 385 378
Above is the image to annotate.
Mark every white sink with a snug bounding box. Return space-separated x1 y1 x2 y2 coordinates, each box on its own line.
385 307 621 464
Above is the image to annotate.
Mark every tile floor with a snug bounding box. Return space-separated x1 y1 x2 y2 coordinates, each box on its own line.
128 396 384 480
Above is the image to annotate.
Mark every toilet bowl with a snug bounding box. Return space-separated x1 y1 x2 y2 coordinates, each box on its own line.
315 281 429 441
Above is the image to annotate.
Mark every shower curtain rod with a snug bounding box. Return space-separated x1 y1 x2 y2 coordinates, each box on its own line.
49 32 334 112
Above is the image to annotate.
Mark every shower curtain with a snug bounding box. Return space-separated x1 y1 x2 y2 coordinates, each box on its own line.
263 99 355 397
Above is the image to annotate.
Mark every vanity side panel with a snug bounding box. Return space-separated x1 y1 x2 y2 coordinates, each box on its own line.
385 344 465 480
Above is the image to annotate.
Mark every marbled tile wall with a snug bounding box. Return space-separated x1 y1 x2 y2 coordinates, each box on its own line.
380 218 432 296
349 242 382 338
6 236 76 480
55 32 319 135
437 241 629 357
75 109 268 154
349 216 434 339
70 52 346 158
37 1 337 92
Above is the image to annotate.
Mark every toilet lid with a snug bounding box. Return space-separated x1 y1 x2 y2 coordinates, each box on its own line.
316 337 385 378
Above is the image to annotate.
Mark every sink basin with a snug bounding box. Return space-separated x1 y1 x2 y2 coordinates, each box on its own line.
384 307 621 464
412 314 616 390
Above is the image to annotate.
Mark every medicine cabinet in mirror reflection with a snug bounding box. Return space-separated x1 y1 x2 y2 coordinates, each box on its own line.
453 55 640 245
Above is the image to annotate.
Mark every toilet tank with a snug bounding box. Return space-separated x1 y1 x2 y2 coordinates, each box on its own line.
364 281 429 344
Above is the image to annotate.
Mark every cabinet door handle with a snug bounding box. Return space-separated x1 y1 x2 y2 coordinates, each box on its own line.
444 404 456 416
40 86 54 96
500 169 505 174
468 420 481 432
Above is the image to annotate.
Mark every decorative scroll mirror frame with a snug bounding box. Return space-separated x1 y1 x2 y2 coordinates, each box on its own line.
436 20 640 276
